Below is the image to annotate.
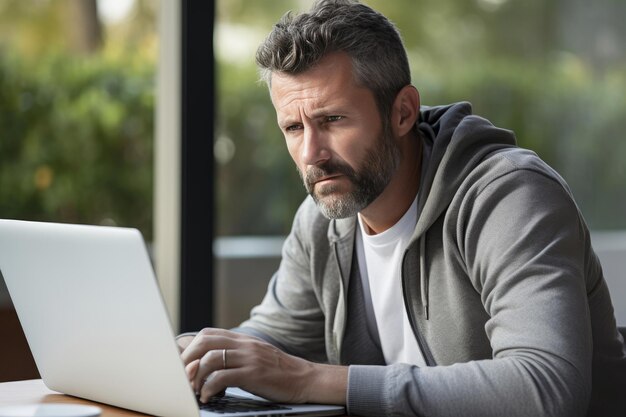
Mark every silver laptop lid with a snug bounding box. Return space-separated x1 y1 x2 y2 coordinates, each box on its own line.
0 219 200 417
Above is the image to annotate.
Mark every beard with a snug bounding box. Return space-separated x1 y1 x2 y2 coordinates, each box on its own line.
299 126 400 219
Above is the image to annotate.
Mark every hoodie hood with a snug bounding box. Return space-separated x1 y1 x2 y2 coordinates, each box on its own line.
414 102 517 239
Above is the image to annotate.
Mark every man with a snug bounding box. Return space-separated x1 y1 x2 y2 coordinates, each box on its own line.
178 1 626 416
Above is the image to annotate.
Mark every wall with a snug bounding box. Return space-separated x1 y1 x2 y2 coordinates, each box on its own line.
213 237 284 329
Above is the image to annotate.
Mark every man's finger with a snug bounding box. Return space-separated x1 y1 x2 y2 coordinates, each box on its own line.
181 334 233 365
193 348 228 392
199 368 246 403
185 359 199 390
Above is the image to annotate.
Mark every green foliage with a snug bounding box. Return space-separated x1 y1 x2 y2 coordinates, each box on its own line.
0 48 155 238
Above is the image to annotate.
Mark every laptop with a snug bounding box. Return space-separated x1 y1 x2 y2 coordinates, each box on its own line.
0 219 345 417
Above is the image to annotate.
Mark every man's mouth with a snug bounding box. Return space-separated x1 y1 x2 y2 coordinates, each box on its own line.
303 160 356 194
314 174 342 185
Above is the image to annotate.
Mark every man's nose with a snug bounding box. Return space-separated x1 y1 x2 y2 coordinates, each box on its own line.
301 127 330 166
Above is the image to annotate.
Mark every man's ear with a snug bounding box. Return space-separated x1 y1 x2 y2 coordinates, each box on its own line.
391 85 420 137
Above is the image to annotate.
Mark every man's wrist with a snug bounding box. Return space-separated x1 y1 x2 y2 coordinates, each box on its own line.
305 363 348 405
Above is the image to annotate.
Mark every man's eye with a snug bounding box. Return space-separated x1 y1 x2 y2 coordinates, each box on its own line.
285 124 303 132
326 115 343 122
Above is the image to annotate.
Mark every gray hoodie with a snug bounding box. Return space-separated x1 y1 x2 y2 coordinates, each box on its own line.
238 102 626 417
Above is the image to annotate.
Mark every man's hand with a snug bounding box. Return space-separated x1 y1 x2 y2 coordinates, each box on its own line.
180 328 348 405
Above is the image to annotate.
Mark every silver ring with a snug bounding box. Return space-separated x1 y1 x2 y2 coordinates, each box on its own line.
222 348 228 369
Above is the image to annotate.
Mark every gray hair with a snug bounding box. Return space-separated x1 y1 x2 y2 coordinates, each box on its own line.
256 0 411 123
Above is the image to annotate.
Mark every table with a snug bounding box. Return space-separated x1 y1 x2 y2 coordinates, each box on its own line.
0 379 349 417
0 379 146 416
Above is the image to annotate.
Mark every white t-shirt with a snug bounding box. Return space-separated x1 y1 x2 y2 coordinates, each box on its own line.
356 195 425 366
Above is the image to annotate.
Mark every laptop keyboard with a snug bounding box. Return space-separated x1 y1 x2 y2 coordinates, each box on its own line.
198 395 292 414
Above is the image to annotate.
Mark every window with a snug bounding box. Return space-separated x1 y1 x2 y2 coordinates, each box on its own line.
0 0 157 238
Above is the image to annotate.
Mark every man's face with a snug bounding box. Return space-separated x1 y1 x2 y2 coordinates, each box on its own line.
270 52 399 219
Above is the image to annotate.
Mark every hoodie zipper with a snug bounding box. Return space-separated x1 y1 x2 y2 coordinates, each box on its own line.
331 240 348 364
402 242 436 366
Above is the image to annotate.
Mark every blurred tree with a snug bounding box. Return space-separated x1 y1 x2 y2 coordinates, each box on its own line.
65 0 103 54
